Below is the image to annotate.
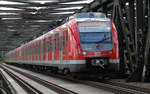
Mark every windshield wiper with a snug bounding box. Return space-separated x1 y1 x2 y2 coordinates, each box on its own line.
96 37 111 43
96 37 111 49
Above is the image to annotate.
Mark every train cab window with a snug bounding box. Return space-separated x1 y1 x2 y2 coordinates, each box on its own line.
77 21 113 51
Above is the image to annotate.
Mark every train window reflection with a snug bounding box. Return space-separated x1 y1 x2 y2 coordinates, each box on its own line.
77 21 113 51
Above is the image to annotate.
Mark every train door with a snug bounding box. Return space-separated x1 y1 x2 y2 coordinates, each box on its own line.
48 37 52 62
61 28 69 70
46 38 48 62
59 32 63 69
65 29 69 68
43 39 46 61
52 35 55 64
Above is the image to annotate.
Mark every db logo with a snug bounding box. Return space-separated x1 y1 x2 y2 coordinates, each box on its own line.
95 52 101 55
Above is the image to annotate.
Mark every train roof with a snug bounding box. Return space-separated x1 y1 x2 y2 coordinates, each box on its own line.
69 12 106 20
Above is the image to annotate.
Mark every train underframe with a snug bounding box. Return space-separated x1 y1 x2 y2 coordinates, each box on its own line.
6 58 120 77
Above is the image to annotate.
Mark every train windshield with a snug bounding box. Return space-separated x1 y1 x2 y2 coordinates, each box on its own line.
77 21 113 51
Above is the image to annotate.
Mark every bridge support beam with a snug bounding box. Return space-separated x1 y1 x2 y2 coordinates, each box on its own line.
127 0 145 82
144 0 150 82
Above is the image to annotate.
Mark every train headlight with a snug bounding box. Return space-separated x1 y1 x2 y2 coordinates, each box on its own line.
109 51 112 54
83 52 86 55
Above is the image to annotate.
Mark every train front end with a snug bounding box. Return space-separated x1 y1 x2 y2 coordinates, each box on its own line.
75 13 120 72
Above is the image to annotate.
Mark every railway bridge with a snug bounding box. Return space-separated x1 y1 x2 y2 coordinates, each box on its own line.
0 0 149 82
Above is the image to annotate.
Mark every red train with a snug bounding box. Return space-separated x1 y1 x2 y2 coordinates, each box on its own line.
5 12 120 73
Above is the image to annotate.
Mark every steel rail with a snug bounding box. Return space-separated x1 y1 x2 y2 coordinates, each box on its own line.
2 64 77 94
1 66 43 94
0 70 17 94
105 80 150 93
80 81 146 94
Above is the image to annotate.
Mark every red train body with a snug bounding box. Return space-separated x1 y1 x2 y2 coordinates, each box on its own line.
5 13 120 72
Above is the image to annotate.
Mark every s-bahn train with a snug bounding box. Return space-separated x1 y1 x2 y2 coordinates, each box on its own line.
5 12 120 73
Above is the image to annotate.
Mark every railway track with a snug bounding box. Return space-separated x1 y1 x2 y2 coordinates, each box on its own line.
81 81 146 94
31 69 150 94
0 65 78 94
3 67 43 94
32 69 149 94
52 74 148 94
3 64 150 94
104 80 150 93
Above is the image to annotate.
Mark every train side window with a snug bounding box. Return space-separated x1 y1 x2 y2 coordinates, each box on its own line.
38 43 39 54
39 41 41 55
57 37 60 50
33 44 34 55
47 40 49 52
55 38 57 51
29 44 32 55
35 43 37 55
37 43 39 54
53 38 56 52
25 47 26 56
34 43 36 55
46 39 49 52
26 47 28 56
48 40 49 52
50 40 52 52
29 46 30 55
27 46 28 56
36 43 37 54
54 39 56 51
60 36 63 50
37 42 39 54
48 39 51 52
63 35 66 50
49 40 51 52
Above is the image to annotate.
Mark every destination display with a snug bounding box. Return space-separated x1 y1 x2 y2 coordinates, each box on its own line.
78 22 107 27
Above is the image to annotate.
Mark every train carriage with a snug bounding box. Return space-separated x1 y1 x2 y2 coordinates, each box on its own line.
5 12 120 73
